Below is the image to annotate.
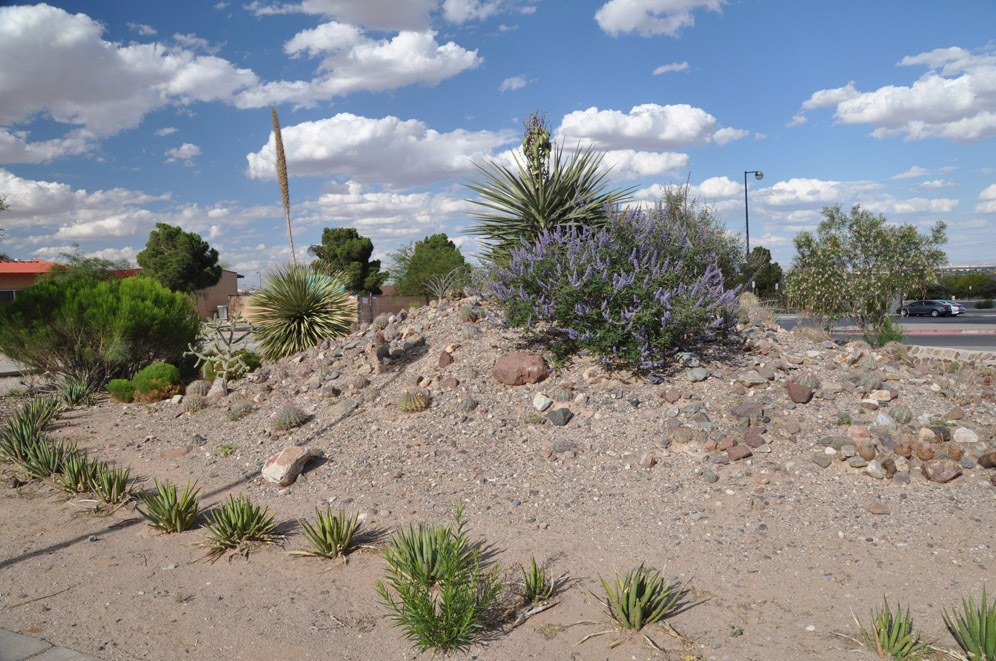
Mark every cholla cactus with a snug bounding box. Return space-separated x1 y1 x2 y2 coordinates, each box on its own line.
398 389 430 412
184 312 254 382
273 404 307 431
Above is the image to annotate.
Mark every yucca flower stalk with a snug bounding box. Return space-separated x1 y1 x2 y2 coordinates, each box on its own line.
271 105 296 266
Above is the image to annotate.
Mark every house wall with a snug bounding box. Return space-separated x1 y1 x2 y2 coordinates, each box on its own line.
0 273 44 291
196 270 242 320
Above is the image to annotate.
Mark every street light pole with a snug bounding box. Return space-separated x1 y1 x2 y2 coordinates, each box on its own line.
744 170 764 258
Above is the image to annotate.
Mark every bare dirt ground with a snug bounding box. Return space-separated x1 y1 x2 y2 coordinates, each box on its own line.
1 299 995 661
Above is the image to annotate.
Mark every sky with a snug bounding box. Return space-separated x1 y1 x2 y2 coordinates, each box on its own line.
1 0 995 284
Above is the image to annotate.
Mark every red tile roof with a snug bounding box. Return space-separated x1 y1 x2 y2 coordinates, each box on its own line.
0 260 60 275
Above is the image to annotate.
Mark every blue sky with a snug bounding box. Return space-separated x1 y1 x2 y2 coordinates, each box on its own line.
1 0 994 282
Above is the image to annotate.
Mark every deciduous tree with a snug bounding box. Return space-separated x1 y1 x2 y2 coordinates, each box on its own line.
390 233 467 296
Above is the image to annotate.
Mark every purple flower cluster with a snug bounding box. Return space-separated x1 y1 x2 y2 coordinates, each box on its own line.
486 206 739 371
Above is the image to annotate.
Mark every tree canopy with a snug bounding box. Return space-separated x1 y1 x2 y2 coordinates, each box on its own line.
136 223 222 293
309 227 387 295
742 246 784 300
786 204 947 336
390 233 467 296
42 244 131 284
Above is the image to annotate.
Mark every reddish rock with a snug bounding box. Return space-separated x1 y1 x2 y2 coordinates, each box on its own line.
438 351 453 368
262 446 311 487
921 459 962 483
440 377 459 390
161 447 189 460
727 444 753 461
915 444 935 462
945 405 964 420
786 355 804 365
848 425 871 443
493 352 548 386
977 451 996 469
718 436 736 451
785 380 813 404
664 388 682 404
868 503 890 515
744 430 766 448
638 452 657 468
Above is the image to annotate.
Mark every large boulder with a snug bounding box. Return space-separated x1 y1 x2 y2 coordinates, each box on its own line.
493 352 549 386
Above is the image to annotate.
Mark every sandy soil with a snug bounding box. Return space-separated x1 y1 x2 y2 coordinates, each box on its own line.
1 300 995 661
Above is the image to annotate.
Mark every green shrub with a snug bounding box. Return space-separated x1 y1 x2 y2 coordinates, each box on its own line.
250 264 354 361
133 362 180 395
107 379 135 403
863 316 904 348
976 299 994 309
485 207 738 371
376 503 500 652
0 275 198 386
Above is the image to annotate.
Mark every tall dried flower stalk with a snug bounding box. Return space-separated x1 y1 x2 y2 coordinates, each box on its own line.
271 105 296 265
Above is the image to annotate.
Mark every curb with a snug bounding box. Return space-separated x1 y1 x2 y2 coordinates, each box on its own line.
835 329 996 335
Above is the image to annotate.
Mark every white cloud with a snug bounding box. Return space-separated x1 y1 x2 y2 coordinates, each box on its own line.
595 0 725 37
0 4 258 137
786 113 807 127
236 29 481 107
128 22 157 36
692 176 740 198
912 179 956 191
499 75 526 92
442 0 504 23
892 166 929 180
155 127 179 136
245 113 515 189
0 128 99 163
599 150 690 180
712 127 749 146
799 46 996 143
172 33 223 55
165 142 202 165
557 104 718 150
652 61 688 75
245 0 438 31
976 183 996 213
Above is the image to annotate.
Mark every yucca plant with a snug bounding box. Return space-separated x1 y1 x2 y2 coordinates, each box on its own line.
249 264 353 361
601 564 683 632
17 396 63 431
944 588 996 661
376 503 500 652
21 437 76 480
466 138 634 262
138 480 202 533
58 376 98 406
519 557 554 604
91 462 134 505
0 416 39 464
291 507 360 559
54 451 98 494
203 494 278 560
856 599 928 660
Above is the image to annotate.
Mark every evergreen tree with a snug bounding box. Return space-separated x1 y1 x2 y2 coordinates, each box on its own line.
136 223 222 293
390 233 467 296
309 227 387 294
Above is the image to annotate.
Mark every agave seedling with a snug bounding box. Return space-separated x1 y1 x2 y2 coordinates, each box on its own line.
855 599 928 660
601 564 683 632
291 507 360 559
138 480 202 533
944 588 996 661
203 494 278 560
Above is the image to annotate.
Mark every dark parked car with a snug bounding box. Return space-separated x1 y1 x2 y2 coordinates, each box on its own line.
896 300 954 317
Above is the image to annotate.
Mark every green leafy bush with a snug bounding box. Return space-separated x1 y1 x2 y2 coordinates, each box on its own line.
376 503 500 652
0 275 198 385
250 264 354 361
132 362 180 399
977 299 994 309
486 206 738 371
107 379 135 403
863 316 904 348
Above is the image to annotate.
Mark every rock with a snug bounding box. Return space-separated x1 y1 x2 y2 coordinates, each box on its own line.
438 351 453 368
865 460 885 479
868 502 889 514
638 452 657 468
727 445 752 461
786 381 814 404
546 408 574 426
848 456 868 468
858 442 877 461
978 452 996 469
743 430 766 448
664 389 682 403
953 427 980 444
738 371 768 388
702 469 719 483
929 425 952 442
686 367 710 383
921 459 962 483
869 389 893 403
875 411 897 429
207 378 227 399
262 446 311 487
944 405 964 420
915 444 935 462
848 425 871 443
894 470 911 485
532 393 553 412
493 352 548 386
730 402 763 420
860 399 880 411
439 377 459 390
812 455 832 468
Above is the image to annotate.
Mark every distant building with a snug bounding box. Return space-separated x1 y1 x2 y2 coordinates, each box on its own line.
0 260 242 320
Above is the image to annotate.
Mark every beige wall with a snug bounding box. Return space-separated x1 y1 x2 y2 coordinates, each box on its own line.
196 270 242 320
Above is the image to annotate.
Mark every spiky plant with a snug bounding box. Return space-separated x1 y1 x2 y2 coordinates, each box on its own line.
227 403 253 421
54 451 98 494
376 502 500 652
203 494 278 560
459 306 478 322
249 264 353 361
184 396 208 413
601 564 683 632
273 404 307 431
856 599 928 660
58 376 98 406
398 389 430 413
271 105 296 265
17 396 62 434
91 462 134 505
291 507 360 559
466 142 634 262
944 589 996 661
0 417 39 464
21 437 76 480
520 557 553 604
138 480 201 533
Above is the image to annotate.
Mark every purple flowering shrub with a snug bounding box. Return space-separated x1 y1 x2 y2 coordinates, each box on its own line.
485 206 739 371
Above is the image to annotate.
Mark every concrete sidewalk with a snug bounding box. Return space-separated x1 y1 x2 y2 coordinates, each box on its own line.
0 629 98 660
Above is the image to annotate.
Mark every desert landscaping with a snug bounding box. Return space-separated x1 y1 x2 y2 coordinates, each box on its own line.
2 297 995 660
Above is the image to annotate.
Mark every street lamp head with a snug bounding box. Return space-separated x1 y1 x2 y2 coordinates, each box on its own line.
306 246 318 257
754 171 764 181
